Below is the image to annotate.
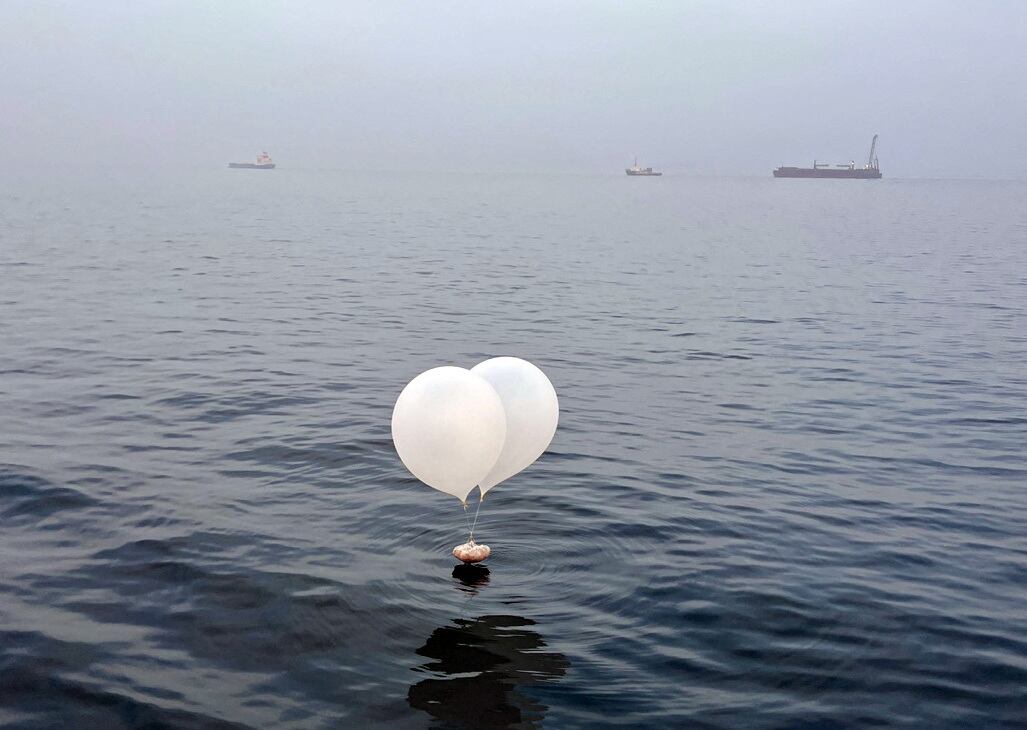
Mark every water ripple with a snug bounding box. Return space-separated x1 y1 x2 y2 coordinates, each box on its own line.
1 174 1025 728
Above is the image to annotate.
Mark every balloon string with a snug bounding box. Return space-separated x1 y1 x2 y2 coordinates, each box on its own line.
462 502 472 540
469 495 483 542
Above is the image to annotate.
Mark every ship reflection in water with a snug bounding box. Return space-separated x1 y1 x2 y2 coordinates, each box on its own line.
407 608 569 729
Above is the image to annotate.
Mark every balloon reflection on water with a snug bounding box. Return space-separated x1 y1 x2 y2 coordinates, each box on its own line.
452 563 491 592
407 615 569 730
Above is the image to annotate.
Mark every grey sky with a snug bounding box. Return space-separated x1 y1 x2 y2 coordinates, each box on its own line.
2 1 1024 177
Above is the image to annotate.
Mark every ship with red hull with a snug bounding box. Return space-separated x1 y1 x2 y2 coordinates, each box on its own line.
774 135 881 179
229 152 275 169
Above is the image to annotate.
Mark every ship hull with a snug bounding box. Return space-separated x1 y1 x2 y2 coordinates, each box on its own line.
228 163 276 169
773 167 881 179
625 170 662 176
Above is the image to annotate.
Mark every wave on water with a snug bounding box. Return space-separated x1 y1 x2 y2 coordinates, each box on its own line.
1 174 1026 728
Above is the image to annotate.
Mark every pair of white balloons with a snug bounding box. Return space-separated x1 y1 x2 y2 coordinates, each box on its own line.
391 357 559 504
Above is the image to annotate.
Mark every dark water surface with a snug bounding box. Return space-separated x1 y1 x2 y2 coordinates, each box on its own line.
1 171 1025 729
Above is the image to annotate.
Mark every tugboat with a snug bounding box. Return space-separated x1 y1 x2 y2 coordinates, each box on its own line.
625 157 662 176
773 135 881 179
229 152 275 169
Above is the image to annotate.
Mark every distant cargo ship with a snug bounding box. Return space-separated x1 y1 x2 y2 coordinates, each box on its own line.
229 152 275 169
626 158 662 176
773 135 881 179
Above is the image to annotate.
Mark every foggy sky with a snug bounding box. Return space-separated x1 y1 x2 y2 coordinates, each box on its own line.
2 1 1025 178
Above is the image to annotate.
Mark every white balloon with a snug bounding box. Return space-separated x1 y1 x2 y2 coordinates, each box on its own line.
471 357 559 497
392 366 507 504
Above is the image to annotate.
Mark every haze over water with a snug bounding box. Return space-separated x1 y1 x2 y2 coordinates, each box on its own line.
1 170 1025 728
3 2 1027 179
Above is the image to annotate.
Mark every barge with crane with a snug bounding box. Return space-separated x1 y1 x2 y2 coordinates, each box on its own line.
773 135 881 179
